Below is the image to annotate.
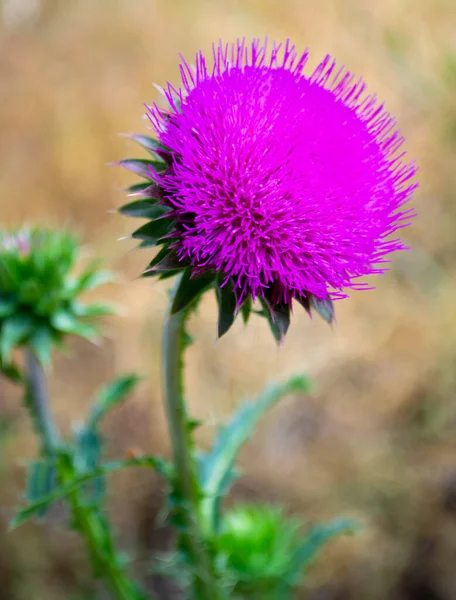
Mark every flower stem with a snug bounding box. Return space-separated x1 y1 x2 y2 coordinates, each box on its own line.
24 350 60 455
24 349 147 600
162 288 222 599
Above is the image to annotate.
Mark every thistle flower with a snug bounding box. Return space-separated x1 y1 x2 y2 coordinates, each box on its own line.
0 227 113 379
120 39 417 340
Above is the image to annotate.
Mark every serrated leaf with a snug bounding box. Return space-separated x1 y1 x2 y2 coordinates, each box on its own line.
132 218 173 242
170 268 215 315
25 459 56 517
10 455 170 529
216 278 237 338
88 374 141 428
73 426 105 501
118 158 167 180
0 313 35 363
200 375 311 533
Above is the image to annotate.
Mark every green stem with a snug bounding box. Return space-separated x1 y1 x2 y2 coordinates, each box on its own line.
25 350 60 455
162 286 222 600
24 349 147 600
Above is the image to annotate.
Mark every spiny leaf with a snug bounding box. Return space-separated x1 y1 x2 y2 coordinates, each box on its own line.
25 459 56 517
170 268 215 316
88 374 142 428
290 518 358 581
200 374 311 532
10 456 170 529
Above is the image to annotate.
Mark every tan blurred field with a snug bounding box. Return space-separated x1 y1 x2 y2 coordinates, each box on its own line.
1 0 456 598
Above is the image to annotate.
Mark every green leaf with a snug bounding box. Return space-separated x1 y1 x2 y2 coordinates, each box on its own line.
50 309 80 333
118 158 167 180
0 297 16 318
0 314 35 363
0 359 23 383
215 278 237 338
28 326 53 367
88 374 142 428
200 375 311 533
290 518 357 582
170 268 215 315
71 302 114 319
10 456 170 529
73 427 105 501
73 269 114 294
132 218 173 242
25 459 56 517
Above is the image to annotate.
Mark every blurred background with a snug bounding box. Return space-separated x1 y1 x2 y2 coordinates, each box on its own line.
1 0 455 598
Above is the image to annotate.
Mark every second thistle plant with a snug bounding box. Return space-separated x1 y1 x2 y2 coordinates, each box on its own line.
0 227 113 379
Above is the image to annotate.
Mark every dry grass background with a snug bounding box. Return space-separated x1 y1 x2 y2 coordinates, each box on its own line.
1 0 456 598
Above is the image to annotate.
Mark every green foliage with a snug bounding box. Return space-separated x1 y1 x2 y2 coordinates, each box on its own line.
215 505 355 599
200 375 311 534
25 458 56 517
11 455 168 529
87 374 142 428
0 227 114 379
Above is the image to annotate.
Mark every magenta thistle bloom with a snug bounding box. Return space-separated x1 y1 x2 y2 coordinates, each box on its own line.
120 39 417 340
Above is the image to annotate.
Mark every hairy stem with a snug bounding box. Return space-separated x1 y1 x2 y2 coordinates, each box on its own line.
24 349 147 600
162 289 222 599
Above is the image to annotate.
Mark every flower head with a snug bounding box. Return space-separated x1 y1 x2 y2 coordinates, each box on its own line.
0 226 114 379
120 39 417 340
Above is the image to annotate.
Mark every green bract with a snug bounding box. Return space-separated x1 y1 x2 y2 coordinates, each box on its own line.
0 227 114 378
